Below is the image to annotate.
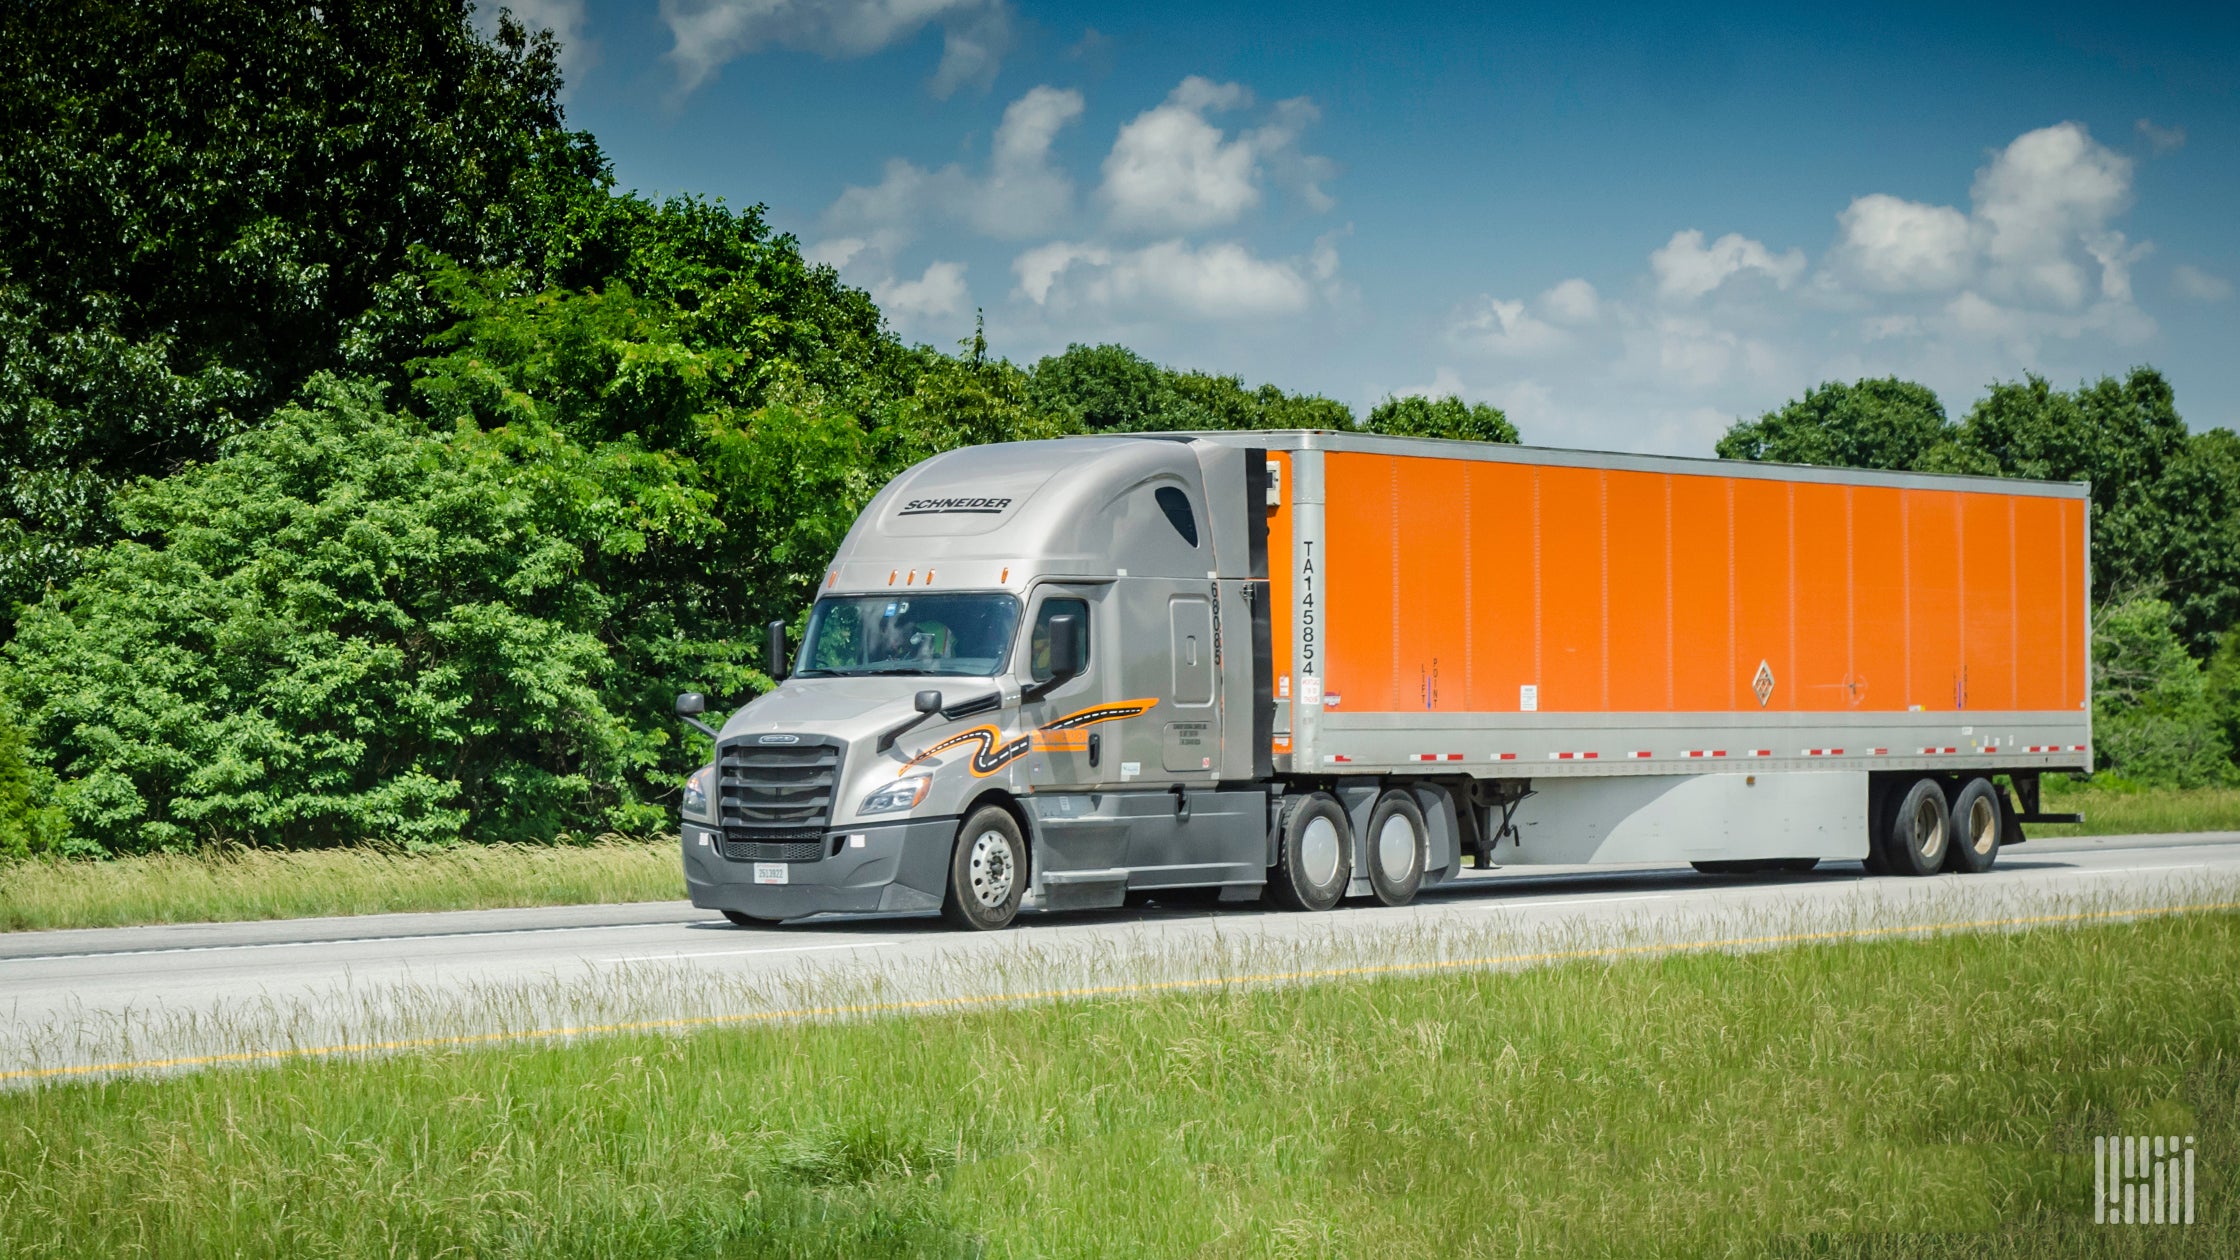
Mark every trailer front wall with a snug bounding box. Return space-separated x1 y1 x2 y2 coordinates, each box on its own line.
1316 451 2086 720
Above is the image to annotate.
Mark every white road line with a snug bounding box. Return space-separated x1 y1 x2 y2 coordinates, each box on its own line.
0 919 716 965
596 942 898 964
2061 864 2215 877
1494 894 1679 910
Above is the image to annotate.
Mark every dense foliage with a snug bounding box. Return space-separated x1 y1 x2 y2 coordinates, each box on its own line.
0 0 605 616
0 4 1400 855
1722 371 2240 786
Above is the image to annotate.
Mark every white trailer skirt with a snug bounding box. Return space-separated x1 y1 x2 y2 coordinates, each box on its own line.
1505 771 1870 866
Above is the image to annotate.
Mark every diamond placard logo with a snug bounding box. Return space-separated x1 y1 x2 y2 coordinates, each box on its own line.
1752 660 1776 707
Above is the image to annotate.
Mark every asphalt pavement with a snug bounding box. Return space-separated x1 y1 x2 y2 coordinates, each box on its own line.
5 831 2236 1083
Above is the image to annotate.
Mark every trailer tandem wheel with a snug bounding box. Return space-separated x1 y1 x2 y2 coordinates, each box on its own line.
1880 778 1953 877
1944 778 2002 874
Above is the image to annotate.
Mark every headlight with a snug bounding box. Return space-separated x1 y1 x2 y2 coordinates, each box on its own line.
859 775 931 816
682 764 715 818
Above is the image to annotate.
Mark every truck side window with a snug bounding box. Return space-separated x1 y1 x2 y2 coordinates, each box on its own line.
1029 598 1091 683
1154 486 1200 547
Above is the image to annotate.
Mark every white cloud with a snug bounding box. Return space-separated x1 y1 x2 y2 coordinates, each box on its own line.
1541 278 1601 325
1649 229 1806 302
1449 296 1567 358
1834 194 1973 292
1014 238 1321 320
660 0 1012 97
821 85 1084 254
478 0 598 82
1098 77 1334 234
874 260 970 320
2136 118 2186 154
1970 122 2133 308
2173 264 2233 303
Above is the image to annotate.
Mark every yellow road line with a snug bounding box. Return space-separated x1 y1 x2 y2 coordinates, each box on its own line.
8 897 2236 1084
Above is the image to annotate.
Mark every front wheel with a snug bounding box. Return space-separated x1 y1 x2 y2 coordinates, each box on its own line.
942 806 1027 930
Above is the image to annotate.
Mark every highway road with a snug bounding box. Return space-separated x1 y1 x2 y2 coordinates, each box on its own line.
5 832 2238 1084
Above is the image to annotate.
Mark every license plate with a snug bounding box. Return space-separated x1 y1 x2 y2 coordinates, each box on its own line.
753 862 788 885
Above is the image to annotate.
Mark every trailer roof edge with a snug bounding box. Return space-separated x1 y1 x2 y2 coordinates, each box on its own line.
1123 429 2091 500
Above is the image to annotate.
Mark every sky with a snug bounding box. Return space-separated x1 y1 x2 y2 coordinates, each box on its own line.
501 0 2239 454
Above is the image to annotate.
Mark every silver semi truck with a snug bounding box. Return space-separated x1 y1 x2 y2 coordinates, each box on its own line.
676 431 2091 929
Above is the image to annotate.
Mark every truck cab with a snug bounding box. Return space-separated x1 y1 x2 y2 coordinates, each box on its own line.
678 435 1278 929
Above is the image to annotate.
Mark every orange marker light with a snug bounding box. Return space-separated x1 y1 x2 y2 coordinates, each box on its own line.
887 569 897 585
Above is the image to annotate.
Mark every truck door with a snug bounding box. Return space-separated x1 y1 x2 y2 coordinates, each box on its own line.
1019 586 1107 792
1163 593 1219 774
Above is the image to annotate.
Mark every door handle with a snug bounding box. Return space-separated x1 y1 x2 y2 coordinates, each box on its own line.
1087 731 1101 768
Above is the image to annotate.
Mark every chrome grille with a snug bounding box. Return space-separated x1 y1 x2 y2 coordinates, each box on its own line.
716 737 841 858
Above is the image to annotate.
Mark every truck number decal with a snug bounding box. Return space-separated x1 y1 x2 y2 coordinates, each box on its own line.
1299 540 1316 681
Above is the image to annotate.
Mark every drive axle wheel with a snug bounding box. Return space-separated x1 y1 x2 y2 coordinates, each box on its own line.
1365 790 1427 906
1269 792 1352 912
942 806 1026 930
1880 778 1952 877
1945 778 2002 874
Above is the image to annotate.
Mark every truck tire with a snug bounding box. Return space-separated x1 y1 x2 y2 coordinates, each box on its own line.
1945 778 2002 874
1269 792 1352 912
1364 790 1427 906
942 806 1027 930
721 910 783 927
1879 778 1951 877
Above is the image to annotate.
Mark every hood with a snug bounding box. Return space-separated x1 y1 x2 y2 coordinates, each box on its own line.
718 676 1007 745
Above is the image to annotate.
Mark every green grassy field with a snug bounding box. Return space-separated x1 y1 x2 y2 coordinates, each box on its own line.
2 910 2231 1258
2033 779 2240 839
0 839 682 933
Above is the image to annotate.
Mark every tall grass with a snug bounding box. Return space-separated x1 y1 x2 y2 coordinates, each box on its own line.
0 839 682 932
2034 778 2240 839
2 910 2232 1257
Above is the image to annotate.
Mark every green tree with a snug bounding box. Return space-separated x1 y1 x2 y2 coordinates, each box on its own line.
1363 394 1519 444
1026 344 1171 431
0 0 606 614
4 377 717 853
2208 627 2240 778
1713 377 1961 470
0 687 63 860
1027 343 1356 434
2091 598 2235 788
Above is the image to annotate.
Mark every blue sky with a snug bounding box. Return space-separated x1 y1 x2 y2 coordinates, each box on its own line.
505 0 2238 453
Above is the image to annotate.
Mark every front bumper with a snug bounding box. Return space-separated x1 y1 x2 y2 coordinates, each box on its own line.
681 816 956 920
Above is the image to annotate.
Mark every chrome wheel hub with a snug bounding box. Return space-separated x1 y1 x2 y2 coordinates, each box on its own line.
967 829 1014 909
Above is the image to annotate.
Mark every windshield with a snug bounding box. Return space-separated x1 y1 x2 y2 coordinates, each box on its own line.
796 593 1022 678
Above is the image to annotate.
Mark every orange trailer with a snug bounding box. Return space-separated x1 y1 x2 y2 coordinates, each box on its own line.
1230 431 2090 875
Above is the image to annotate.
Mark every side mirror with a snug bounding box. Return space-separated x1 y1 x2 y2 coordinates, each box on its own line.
673 691 717 740
767 620 788 681
915 689 944 714
1046 613 1082 680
